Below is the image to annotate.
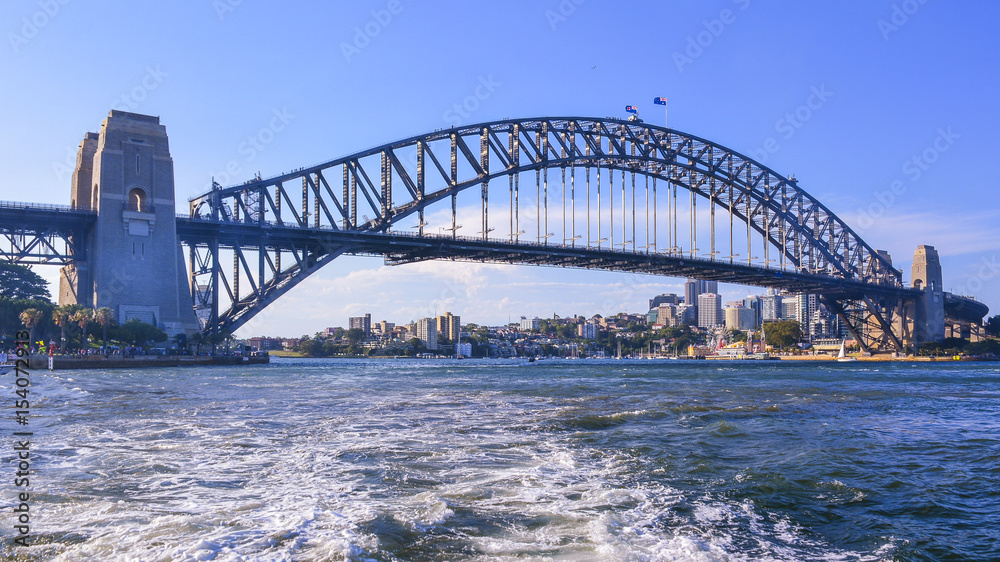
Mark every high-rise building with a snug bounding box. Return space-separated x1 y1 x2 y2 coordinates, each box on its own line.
743 295 762 328
782 300 798 321
656 304 680 327
761 293 783 322
348 313 372 337
677 304 696 325
685 280 701 317
725 306 757 330
436 312 461 342
685 280 718 319
795 294 818 337
415 318 438 350
578 323 599 339
520 317 541 331
649 293 680 309
697 293 723 327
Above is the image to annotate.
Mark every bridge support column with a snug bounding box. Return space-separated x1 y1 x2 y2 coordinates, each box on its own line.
910 245 945 350
58 110 199 339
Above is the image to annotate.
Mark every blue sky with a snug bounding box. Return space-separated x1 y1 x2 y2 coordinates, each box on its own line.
2 1 998 337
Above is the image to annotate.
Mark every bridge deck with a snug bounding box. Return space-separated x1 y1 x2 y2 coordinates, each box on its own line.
0 201 96 264
175 217 918 301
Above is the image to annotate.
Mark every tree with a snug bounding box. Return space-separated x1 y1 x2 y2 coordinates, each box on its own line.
222 331 235 354
763 320 802 349
206 330 232 356
111 319 167 348
19 308 44 349
346 328 365 345
966 339 1000 356
72 309 93 349
985 315 1000 338
190 332 204 355
53 305 74 352
0 262 51 301
408 337 427 356
93 307 114 354
4 298 54 344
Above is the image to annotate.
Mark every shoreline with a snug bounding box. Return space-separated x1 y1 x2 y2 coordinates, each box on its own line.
773 355 996 362
23 355 270 370
272 354 998 362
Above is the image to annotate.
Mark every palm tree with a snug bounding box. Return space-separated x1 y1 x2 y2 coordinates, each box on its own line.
71 309 93 351
205 331 216 356
190 332 203 355
52 305 73 352
19 308 44 353
92 307 114 355
222 331 235 355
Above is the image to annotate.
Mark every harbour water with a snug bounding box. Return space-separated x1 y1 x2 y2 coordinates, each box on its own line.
6 358 1000 560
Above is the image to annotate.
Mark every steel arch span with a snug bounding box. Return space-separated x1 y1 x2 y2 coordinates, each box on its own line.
183 117 914 352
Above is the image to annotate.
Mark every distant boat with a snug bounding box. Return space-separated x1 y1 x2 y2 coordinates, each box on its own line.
837 341 858 362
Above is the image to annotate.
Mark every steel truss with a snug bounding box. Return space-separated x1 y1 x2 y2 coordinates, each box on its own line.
185 117 913 351
0 202 95 265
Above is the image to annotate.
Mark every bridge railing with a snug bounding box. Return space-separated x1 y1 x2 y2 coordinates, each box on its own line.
0 200 83 212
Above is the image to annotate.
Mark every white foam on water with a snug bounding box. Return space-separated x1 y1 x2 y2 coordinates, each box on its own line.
9 364 908 560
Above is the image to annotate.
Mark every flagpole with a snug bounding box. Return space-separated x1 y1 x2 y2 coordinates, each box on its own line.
653 96 668 128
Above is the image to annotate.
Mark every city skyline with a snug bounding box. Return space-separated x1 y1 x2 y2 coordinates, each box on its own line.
270 284 828 339
3 2 998 338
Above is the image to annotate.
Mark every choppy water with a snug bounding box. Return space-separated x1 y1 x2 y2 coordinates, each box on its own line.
4 358 1000 560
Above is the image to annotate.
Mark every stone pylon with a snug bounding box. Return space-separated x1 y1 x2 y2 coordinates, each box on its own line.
910 245 946 347
59 110 199 338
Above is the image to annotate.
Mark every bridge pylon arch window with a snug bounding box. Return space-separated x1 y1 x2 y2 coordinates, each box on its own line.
128 187 148 213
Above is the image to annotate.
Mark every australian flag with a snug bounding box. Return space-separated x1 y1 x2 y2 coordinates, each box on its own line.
625 105 638 114
653 97 667 106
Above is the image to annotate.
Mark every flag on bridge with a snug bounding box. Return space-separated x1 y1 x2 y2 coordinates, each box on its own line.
625 105 638 114
653 97 667 106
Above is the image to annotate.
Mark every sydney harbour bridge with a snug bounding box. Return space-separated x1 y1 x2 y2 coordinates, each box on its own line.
0 111 988 353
